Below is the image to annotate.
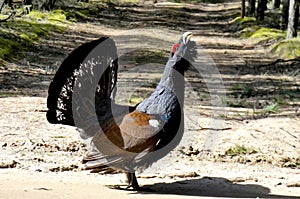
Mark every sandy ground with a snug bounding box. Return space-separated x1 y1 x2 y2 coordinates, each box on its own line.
0 97 299 198
0 166 299 199
0 1 300 199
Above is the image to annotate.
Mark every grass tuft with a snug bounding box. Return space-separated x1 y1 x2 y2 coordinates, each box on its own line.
225 145 258 156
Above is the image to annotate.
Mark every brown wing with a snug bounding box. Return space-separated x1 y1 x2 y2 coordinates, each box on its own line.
83 111 165 170
119 111 164 152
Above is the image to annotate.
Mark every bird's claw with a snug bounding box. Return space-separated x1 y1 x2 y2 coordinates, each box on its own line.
106 185 154 192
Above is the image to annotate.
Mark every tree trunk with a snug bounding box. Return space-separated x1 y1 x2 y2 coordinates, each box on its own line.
241 0 246 18
286 0 299 38
47 0 56 10
247 0 256 15
5 0 12 7
23 0 32 5
294 2 299 34
23 0 33 12
282 0 289 29
0 0 5 13
256 0 268 21
272 0 281 8
0 0 13 13
39 0 54 11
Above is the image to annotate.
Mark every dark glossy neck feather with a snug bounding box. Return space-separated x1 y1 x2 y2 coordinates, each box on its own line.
156 54 187 105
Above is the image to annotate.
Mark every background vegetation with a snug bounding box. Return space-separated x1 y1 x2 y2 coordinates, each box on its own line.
1 0 300 63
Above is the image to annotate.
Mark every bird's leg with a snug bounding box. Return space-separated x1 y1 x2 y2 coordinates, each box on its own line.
125 172 154 192
126 172 140 190
108 172 141 191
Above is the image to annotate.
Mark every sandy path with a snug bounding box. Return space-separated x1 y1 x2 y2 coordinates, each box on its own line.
1 164 299 198
0 96 299 198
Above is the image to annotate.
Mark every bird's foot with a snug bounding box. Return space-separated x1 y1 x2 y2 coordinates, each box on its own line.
126 184 154 192
106 185 154 192
107 172 154 192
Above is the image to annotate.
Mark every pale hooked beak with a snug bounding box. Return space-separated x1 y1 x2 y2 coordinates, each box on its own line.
182 32 193 44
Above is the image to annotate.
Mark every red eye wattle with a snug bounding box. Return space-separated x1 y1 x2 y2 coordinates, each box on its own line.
172 43 180 54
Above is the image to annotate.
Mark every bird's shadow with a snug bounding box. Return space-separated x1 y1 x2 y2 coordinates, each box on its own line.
132 176 298 198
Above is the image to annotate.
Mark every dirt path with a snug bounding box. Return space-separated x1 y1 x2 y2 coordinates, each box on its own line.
0 2 299 198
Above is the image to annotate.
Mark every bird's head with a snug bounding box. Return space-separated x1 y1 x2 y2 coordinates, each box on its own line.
170 32 197 71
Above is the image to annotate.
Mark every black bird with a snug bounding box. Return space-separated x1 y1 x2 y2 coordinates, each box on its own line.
46 32 196 190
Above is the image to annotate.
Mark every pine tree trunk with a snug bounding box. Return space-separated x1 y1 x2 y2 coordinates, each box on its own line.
272 0 281 8
281 0 289 29
40 0 53 11
256 0 268 21
294 2 299 35
0 0 13 13
4 0 12 7
46 0 56 10
0 0 5 13
241 0 246 18
248 0 256 15
287 0 299 38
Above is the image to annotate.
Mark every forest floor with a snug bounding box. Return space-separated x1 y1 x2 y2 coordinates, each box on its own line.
0 1 299 198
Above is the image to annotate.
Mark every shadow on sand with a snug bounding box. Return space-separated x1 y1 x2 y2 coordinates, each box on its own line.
136 177 298 198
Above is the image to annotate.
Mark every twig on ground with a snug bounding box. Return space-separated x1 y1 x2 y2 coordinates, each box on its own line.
257 58 300 68
188 126 232 131
279 127 298 139
0 11 16 23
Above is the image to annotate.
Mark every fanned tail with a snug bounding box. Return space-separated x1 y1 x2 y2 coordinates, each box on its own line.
46 37 118 127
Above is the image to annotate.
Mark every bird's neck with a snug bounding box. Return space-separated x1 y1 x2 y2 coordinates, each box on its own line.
157 63 185 106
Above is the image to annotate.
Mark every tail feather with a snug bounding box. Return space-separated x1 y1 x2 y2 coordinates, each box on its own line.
47 37 118 126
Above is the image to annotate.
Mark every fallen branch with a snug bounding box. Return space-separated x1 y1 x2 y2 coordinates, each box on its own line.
250 58 300 72
188 126 232 131
279 127 298 139
0 11 16 23
258 58 300 68
0 0 5 13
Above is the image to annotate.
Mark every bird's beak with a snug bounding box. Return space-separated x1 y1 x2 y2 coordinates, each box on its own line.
182 32 193 44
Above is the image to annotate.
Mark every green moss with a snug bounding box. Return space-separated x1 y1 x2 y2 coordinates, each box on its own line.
225 145 258 156
0 38 27 62
48 10 68 22
271 38 300 59
0 10 69 62
232 16 256 24
251 28 285 39
26 10 45 20
129 96 144 104
25 10 68 25
244 27 286 43
70 10 88 21
231 16 258 32
240 17 256 24
78 9 90 16
19 32 31 41
0 14 6 20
